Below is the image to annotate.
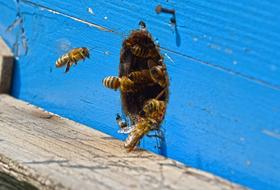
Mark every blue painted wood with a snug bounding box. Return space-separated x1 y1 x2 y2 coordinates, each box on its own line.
20 0 280 88
1 0 280 189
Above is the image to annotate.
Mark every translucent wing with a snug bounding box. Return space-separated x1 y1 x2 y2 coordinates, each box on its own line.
55 38 72 55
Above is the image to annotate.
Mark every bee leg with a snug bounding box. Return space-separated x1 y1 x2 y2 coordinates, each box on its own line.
155 87 168 100
65 61 71 73
118 124 136 134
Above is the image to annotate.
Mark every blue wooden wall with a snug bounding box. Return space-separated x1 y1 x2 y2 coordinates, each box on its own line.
1 0 280 189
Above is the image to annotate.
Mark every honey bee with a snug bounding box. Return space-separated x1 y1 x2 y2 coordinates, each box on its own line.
124 117 158 151
128 70 154 84
126 42 160 59
123 23 161 60
141 99 166 118
103 21 169 152
129 44 159 58
103 76 146 93
55 47 90 73
119 76 136 92
149 65 168 87
102 76 120 90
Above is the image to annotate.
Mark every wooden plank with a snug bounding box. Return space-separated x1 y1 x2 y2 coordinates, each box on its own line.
0 37 13 94
0 1 279 189
0 94 245 190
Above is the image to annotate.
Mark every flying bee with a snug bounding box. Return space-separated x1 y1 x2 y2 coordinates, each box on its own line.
150 65 168 87
103 76 120 90
55 47 90 73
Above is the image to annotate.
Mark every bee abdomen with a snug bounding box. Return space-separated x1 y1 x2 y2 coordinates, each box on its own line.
103 76 120 90
130 44 149 58
128 70 153 84
55 54 69 67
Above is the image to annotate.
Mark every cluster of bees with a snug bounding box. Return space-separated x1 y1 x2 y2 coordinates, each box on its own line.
55 22 169 151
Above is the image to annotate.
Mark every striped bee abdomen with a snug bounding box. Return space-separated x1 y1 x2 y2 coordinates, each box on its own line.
130 44 150 58
55 54 69 68
103 76 120 90
128 70 153 84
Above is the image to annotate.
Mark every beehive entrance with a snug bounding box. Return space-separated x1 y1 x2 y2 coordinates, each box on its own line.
103 22 169 151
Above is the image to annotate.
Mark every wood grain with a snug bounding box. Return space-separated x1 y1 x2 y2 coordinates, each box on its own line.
0 95 245 190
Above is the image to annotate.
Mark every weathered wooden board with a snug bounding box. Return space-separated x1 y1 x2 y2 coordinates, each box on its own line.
0 1 279 190
0 94 245 190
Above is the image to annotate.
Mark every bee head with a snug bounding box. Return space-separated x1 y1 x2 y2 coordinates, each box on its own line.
139 21 146 30
82 47 90 58
139 110 146 117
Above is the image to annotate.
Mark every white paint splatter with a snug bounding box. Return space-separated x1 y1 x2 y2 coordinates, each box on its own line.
34 4 113 32
87 7 95 15
233 60 238 65
104 51 110 55
104 16 108 20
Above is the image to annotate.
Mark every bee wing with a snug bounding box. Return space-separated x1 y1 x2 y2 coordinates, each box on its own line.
118 125 135 134
56 38 72 55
